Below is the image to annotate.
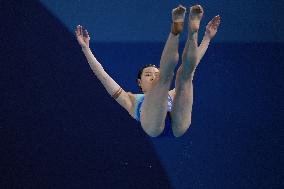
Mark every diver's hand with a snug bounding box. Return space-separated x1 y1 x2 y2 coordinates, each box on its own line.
75 25 90 49
204 15 221 40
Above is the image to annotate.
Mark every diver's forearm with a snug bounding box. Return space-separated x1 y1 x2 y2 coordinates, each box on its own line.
81 47 121 96
198 35 210 61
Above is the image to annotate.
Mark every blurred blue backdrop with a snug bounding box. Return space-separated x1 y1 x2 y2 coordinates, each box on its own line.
1 1 283 189
40 0 284 42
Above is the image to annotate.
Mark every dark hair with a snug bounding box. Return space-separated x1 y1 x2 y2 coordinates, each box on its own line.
136 64 157 91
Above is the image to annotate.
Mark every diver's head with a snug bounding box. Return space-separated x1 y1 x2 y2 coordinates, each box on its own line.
137 64 160 93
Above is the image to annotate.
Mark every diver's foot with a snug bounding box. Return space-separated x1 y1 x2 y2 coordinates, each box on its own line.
171 5 186 35
189 5 203 33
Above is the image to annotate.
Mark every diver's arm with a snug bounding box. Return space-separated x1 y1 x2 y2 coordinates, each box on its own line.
75 25 134 113
81 47 134 113
198 35 210 61
198 15 221 61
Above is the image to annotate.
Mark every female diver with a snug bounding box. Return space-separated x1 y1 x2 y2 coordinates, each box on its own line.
75 5 221 138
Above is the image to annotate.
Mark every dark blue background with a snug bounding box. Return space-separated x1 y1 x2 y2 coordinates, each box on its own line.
1 1 283 189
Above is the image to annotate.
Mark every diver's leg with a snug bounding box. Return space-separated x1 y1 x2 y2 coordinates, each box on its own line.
170 5 203 137
140 5 186 137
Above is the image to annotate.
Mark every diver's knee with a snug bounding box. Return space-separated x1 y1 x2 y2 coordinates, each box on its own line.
172 121 191 137
141 122 164 137
173 126 190 137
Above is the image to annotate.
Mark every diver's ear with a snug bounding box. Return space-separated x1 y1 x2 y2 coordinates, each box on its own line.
137 79 141 86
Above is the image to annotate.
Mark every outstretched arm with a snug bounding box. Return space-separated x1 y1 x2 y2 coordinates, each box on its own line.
75 25 135 114
198 15 221 61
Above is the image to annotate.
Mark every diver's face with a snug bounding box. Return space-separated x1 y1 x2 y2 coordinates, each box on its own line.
138 67 160 93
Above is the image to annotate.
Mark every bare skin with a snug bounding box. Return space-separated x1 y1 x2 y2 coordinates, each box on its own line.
170 5 221 137
171 5 186 35
75 25 90 48
138 5 187 137
75 5 221 138
170 5 204 137
140 5 221 137
137 67 160 93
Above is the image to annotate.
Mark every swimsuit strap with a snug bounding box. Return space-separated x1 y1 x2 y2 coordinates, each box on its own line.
134 94 144 121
